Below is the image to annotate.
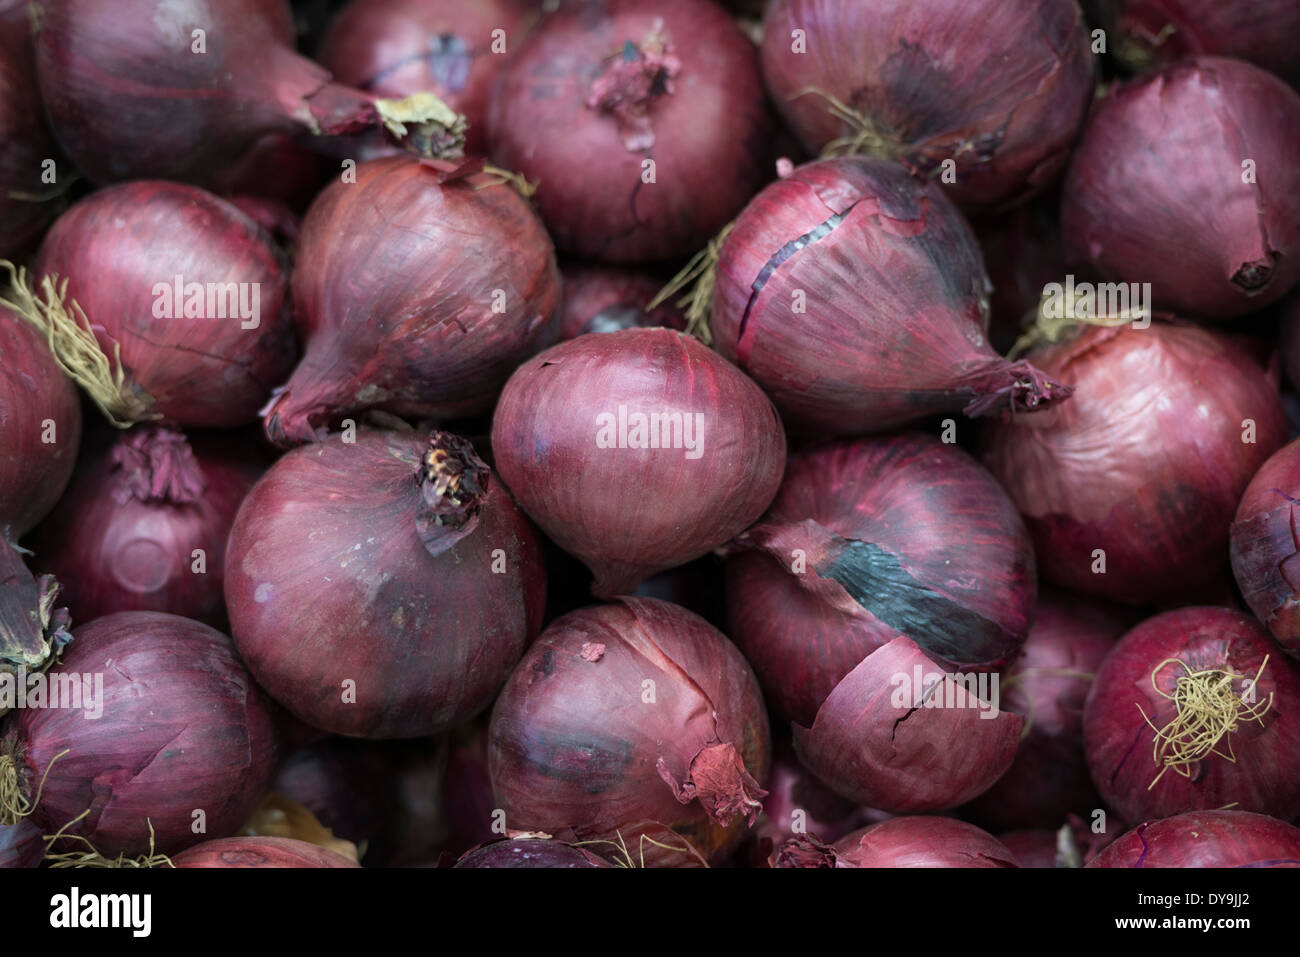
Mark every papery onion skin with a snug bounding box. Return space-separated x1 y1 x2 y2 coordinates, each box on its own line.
984 322 1286 606
0 29 60 259
2 612 279 857
454 838 612 868
29 427 260 628
171 836 361 868
263 156 559 445
710 156 1069 436
272 739 399 859
488 597 771 867
321 0 536 156
0 819 42 868
997 830 1061 869
0 308 81 539
1088 810 1300 868
760 0 1093 210
557 265 687 341
488 0 770 263
1230 438 1300 659
1061 57 1300 319
33 181 296 428
492 327 786 597
726 433 1036 726
226 429 546 739
747 739 867 862
1082 607 1300 823
774 816 1019 868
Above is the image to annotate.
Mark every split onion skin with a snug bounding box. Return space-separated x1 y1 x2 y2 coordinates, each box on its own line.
1230 437 1300 659
1088 810 1300 868
171 836 361 868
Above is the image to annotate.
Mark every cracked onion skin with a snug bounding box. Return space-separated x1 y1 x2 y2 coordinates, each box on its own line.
172 836 360 868
1088 810 1300 868
710 156 1070 436
1062 57 1300 319
225 429 546 739
488 597 771 867
760 0 1093 211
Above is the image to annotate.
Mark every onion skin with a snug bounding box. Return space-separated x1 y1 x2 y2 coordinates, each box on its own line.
272 739 398 857
34 181 296 428
775 817 1019 868
454 838 612 868
557 265 687 341
2 612 279 858
984 322 1286 606
172 836 360 868
263 156 559 445
0 308 81 539
226 429 546 739
760 0 1093 210
726 434 1036 726
488 597 771 867
321 0 536 156
488 0 770 262
0 29 60 259
30 427 260 628
492 328 787 597
1088 810 1300 868
748 739 867 860
0 819 43 868
710 157 1070 435
1230 438 1300 659
1062 57 1300 319
1083 607 1300 823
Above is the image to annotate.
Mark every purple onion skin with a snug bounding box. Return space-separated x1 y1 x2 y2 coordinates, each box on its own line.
1088 811 1300 868
272 738 399 856
0 29 60 259
1231 437 1300 659
997 830 1061 868
1083 607 1300 823
557 265 687 341
172 836 360 868
454 838 612 868
492 328 787 598
984 322 1286 606
1281 294 1300 392
727 434 1036 727
0 819 43 868
0 308 82 539
488 0 771 263
761 0 1093 210
4 612 279 858
226 429 546 739
1062 57 1300 319
29 427 260 628
776 816 1019 868
35 181 297 428
711 157 1069 436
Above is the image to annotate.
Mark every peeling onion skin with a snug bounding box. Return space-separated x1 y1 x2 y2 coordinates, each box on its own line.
711 156 1070 436
264 156 560 446
984 323 1286 606
775 816 1019 868
760 0 1094 211
557 265 687 341
0 307 82 539
34 181 297 429
492 328 787 598
488 598 771 868
454 838 612 868
1062 57 1300 319
487 0 770 263
726 433 1036 727
0 29 60 259
225 429 546 739
172 836 361 868
1087 810 1300 868
3 612 280 858
1230 438 1300 659
1082 607 1300 824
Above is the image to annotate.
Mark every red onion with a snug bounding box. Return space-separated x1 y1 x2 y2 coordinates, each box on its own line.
29 427 260 628
0 611 279 858
0 306 81 539
171 836 361 868
760 0 1094 210
967 590 1135 831
0 539 71 712
1088 810 1300 868
726 433 1036 726
998 829 1067 869
487 0 770 262
1083 607 1300 823
1280 294 1300 391
774 816 1019 868
263 156 559 445
11 181 297 429
747 738 868 863
454 837 612 868
492 327 786 597
1062 57 1300 319
273 739 399 859
1231 438 1300 659
215 134 326 215
35 0 458 187
557 265 687 341
1094 0 1300 88
488 597 770 867
226 429 546 738
984 322 1286 606
0 819 42 868
707 157 1070 436
321 0 536 156
0 29 61 259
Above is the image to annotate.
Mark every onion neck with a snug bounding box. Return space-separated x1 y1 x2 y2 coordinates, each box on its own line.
959 358 1073 417
109 426 205 506
0 538 72 703
586 28 682 151
415 432 490 557
656 742 767 829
